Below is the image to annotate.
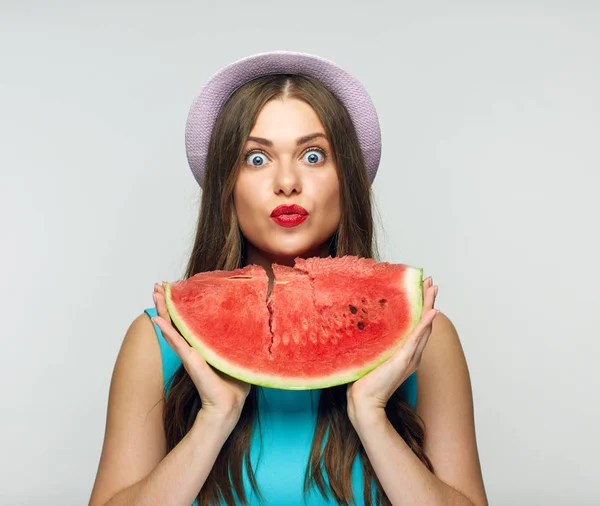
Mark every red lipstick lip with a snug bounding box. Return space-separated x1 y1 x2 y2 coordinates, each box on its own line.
271 214 308 228
270 204 309 217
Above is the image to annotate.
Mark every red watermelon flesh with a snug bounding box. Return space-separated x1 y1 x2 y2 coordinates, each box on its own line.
165 256 423 389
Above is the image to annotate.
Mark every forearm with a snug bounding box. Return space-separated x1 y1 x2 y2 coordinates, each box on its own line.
103 410 236 506
352 411 474 506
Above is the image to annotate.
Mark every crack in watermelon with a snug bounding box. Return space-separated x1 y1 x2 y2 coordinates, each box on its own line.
267 297 275 357
306 270 321 345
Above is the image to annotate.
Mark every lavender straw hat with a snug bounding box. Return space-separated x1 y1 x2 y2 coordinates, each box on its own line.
185 50 382 188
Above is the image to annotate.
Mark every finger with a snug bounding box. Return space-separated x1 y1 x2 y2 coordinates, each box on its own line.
152 314 198 362
153 282 169 305
395 309 436 372
357 307 435 390
414 310 438 361
153 282 162 298
153 316 214 389
152 283 164 305
152 285 161 317
424 283 437 314
152 287 190 360
153 283 174 324
151 284 218 390
159 282 174 319
154 285 164 300
401 308 437 357
412 331 431 369
423 277 432 301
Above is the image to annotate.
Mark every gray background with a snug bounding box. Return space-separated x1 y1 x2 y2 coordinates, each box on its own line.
2 1 599 504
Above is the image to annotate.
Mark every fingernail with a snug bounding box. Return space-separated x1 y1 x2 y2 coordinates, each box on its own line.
153 294 157 305
434 286 438 297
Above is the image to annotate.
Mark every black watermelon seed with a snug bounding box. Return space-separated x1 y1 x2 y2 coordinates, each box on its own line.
357 321 364 330
349 305 357 314
361 308 367 314
378 298 387 306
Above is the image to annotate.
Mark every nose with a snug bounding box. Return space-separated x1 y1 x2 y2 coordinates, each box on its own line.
273 157 302 196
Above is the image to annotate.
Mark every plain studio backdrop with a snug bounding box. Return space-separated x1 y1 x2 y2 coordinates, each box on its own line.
1 1 598 505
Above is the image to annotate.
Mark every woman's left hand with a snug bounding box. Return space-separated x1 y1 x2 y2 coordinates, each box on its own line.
347 276 438 425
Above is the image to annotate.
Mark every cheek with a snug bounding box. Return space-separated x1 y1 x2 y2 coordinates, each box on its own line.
233 175 267 235
233 171 257 213
317 175 342 218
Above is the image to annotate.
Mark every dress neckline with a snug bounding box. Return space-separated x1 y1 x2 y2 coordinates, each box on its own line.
257 386 321 413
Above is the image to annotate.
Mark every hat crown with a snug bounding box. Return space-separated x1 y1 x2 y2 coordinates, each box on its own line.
185 51 381 188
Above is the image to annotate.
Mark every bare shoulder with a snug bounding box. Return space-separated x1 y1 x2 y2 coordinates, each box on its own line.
421 311 466 374
118 312 165 377
89 312 167 506
416 311 489 506
109 312 166 410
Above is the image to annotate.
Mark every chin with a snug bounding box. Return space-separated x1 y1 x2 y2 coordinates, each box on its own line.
258 238 332 263
268 245 317 261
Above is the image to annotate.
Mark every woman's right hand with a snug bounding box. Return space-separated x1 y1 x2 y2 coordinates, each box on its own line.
152 282 251 425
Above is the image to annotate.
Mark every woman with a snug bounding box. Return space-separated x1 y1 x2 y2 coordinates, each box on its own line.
89 52 488 506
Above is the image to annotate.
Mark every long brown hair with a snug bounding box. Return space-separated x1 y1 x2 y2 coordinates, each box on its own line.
164 75 433 505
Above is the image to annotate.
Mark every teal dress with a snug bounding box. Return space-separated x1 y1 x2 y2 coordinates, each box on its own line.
144 307 417 505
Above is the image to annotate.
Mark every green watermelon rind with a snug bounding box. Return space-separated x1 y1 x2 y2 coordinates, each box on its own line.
164 266 423 390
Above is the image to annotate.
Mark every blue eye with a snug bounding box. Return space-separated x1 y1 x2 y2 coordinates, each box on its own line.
303 149 325 164
246 152 268 167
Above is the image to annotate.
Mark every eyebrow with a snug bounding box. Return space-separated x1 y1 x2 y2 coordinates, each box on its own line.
246 132 328 147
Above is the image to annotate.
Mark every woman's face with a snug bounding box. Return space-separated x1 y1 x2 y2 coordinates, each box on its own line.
233 97 341 266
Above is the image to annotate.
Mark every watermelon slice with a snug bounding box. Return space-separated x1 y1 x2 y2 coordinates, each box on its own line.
164 256 423 389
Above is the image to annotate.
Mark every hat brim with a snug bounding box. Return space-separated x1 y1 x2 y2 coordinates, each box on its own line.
185 51 381 188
